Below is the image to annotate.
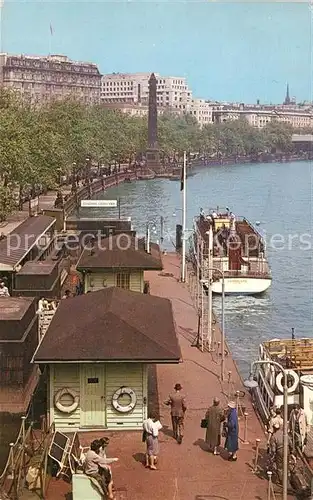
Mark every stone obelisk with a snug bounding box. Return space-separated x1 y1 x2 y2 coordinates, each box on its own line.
146 73 161 172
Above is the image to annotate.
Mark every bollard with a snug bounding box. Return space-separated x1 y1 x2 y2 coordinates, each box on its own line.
253 438 261 473
227 371 232 398
267 471 273 500
235 390 240 417
242 412 249 444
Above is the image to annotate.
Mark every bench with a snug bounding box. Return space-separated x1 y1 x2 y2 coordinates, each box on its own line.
72 473 105 500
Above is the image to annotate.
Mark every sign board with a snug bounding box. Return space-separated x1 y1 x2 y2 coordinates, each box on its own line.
80 199 118 208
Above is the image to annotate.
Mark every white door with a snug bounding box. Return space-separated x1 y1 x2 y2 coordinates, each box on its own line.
80 365 105 427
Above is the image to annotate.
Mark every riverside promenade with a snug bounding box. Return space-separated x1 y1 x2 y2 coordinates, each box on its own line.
41 253 294 500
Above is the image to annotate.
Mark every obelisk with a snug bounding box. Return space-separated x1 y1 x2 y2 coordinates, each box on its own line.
146 73 161 172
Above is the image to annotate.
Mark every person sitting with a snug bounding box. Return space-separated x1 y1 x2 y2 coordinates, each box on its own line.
84 440 116 500
0 281 10 297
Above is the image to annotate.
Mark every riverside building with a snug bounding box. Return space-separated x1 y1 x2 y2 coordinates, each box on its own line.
0 53 101 105
100 72 213 127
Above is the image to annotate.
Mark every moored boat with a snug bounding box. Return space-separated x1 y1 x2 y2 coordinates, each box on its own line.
250 338 313 427
191 208 272 295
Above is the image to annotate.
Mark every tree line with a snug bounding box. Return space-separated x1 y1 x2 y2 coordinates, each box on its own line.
0 88 308 221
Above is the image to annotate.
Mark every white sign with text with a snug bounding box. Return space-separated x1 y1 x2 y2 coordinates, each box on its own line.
81 199 118 208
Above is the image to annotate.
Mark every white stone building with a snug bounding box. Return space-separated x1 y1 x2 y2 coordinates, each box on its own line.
0 53 101 105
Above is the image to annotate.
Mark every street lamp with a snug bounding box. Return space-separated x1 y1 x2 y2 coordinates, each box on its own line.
201 268 225 381
244 360 288 500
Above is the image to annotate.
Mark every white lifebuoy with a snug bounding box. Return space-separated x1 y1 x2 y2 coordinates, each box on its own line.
54 387 79 414
112 387 137 413
276 370 299 394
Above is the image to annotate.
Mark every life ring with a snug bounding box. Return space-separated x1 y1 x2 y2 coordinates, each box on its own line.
54 387 79 414
276 370 299 394
112 387 137 413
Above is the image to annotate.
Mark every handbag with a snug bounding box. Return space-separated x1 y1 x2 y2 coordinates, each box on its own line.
201 419 208 429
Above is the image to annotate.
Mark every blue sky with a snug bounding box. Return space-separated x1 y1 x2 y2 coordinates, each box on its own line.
1 1 312 104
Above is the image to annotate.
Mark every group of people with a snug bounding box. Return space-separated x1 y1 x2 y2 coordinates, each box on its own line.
142 384 239 472
266 403 308 484
81 437 118 500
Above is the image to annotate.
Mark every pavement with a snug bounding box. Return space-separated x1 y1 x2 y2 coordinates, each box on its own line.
41 253 297 500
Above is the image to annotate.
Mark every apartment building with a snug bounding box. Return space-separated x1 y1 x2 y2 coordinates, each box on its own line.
211 103 313 129
0 53 101 105
185 98 213 127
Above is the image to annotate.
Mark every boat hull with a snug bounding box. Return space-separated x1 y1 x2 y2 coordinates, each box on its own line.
211 277 272 295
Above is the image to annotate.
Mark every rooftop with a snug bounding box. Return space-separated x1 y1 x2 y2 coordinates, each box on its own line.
0 215 56 271
34 287 181 363
76 234 163 271
0 297 35 322
17 261 58 276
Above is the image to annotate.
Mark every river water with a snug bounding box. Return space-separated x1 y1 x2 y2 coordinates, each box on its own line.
79 161 313 377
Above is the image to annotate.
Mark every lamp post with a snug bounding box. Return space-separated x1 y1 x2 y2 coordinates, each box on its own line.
181 151 187 282
244 360 288 500
201 267 225 380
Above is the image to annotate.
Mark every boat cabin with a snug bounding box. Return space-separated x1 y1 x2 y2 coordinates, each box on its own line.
253 338 313 426
32 287 181 432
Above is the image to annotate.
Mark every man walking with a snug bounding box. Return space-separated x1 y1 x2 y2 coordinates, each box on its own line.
164 383 187 444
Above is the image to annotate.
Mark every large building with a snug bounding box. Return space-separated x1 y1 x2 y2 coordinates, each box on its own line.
211 102 313 129
101 72 193 109
0 53 101 105
101 72 214 127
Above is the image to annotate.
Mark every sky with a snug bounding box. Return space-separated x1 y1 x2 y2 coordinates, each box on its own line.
0 0 312 104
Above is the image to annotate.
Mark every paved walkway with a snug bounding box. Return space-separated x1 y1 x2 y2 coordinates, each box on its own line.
43 253 295 500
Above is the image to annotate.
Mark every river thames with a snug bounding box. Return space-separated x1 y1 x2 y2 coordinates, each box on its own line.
80 160 313 376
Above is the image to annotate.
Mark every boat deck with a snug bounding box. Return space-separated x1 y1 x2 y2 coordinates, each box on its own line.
263 338 313 371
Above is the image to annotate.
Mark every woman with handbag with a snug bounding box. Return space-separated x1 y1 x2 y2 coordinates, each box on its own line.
203 397 225 455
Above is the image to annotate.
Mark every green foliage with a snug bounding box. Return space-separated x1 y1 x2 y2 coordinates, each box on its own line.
0 89 297 220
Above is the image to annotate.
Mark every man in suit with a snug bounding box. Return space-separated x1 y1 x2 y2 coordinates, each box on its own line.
164 383 187 444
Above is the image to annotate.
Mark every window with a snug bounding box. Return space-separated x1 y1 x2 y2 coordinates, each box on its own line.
116 272 130 289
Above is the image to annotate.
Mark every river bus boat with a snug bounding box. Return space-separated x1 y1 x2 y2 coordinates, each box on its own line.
191 208 272 295
250 338 313 457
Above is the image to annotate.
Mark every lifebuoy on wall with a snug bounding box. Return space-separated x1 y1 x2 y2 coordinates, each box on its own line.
54 387 79 414
112 387 137 413
276 370 299 394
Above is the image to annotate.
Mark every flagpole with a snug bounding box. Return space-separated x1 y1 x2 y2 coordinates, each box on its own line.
181 151 187 282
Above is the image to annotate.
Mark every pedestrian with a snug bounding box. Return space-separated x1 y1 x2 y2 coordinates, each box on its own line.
268 422 291 484
0 281 10 297
143 411 162 470
267 407 283 447
164 383 187 444
289 403 308 452
224 401 239 461
62 289 71 299
204 397 225 455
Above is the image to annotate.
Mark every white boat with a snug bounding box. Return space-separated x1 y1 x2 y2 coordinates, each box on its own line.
191 208 272 295
250 337 313 429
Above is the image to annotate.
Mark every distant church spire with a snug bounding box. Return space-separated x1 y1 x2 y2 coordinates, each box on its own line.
284 83 291 105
